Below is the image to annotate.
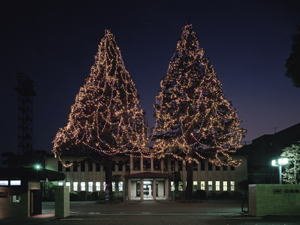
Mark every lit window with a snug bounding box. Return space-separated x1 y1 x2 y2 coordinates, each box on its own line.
193 181 198 191
96 182 101 191
178 182 183 191
66 182 71 191
88 182 93 192
0 180 9 186
200 181 205 190
208 181 213 191
230 181 235 191
73 182 78 192
171 181 175 191
12 195 21 203
58 181 64 186
112 182 116 192
215 181 220 191
80 182 86 191
118 181 123 191
223 181 228 191
10 180 21 186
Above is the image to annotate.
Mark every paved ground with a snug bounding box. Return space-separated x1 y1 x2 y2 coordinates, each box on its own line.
1 200 300 225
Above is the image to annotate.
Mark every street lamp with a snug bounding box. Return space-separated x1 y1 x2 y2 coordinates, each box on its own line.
33 163 42 171
271 158 289 184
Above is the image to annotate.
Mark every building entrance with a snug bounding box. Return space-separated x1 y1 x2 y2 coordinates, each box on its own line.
143 180 153 200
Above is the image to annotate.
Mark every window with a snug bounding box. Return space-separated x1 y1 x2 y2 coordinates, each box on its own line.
66 161 70 172
171 181 175 191
222 165 227 171
215 165 220 171
133 158 140 170
178 182 183 191
58 181 63 186
73 182 78 191
154 159 161 170
88 162 93 171
10 180 21 186
171 161 175 171
66 182 71 191
208 162 213 171
73 161 78 172
80 161 85 172
0 180 9 186
112 182 116 192
125 161 130 171
58 161 62 171
95 163 101 172
230 166 235 171
143 158 151 171
88 182 93 192
200 181 205 190
118 181 123 191
12 195 21 203
80 182 86 191
223 181 228 191
112 161 116 171
215 181 220 191
208 181 213 191
103 182 106 191
193 181 198 191
118 161 123 171
200 160 205 171
230 181 235 191
164 159 168 171
96 182 101 191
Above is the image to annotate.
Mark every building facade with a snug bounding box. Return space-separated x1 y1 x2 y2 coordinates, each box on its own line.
45 154 247 200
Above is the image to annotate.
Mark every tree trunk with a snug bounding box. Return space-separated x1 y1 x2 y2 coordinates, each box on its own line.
185 162 193 200
104 157 113 201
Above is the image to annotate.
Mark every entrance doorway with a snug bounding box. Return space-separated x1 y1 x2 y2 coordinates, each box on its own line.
143 180 153 200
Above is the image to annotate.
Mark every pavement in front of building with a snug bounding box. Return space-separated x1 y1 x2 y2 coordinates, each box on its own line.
1 200 300 225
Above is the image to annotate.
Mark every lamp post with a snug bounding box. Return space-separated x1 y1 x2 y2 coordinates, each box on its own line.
271 158 289 184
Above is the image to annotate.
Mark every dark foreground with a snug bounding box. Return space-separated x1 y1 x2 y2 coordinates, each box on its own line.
1 200 300 225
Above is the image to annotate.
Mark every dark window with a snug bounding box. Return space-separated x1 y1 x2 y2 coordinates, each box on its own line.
118 161 123 171
230 166 235 171
223 165 228 171
133 158 140 170
200 160 205 171
66 161 70 172
143 158 151 171
95 163 101 172
193 162 198 171
164 159 168 171
154 159 161 170
58 161 62 172
208 162 213 171
125 161 130 171
171 161 175 171
81 161 85 172
215 165 221 171
88 162 93 171
73 161 78 172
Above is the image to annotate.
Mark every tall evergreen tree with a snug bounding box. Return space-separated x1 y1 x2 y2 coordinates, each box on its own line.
53 30 148 199
152 25 244 199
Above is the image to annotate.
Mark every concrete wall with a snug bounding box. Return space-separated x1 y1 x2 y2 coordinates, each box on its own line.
55 186 70 218
249 184 300 216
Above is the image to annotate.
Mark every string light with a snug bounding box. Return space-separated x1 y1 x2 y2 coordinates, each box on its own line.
52 30 149 162
152 24 245 167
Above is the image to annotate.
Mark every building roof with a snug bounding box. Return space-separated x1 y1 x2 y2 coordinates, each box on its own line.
125 172 170 179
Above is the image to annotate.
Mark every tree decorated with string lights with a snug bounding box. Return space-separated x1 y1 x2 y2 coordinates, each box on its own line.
53 30 148 199
152 25 245 199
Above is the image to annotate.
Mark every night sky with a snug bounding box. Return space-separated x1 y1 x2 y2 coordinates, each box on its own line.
1 0 300 154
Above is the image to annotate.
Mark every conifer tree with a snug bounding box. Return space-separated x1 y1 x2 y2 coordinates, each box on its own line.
152 25 244 199
53 30 148 199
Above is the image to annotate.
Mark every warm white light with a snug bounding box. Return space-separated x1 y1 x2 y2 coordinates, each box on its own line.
0 180 9 186
271 159 277 167
278 158 289 166
10 180 21 186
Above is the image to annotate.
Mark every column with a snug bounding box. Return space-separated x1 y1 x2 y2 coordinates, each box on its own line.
140 179 144 200
161 159 164 173
130 155 133 171
151 155 154 172
165 179 169 200
152 179 156 200
140 157 144 172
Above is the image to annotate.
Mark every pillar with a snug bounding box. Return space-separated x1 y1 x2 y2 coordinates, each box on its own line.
140 179 144 200
55 186 70 218
152 179 156 200
130 155 133 171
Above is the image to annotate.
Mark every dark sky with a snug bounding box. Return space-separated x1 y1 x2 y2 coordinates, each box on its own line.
1 0 300 153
